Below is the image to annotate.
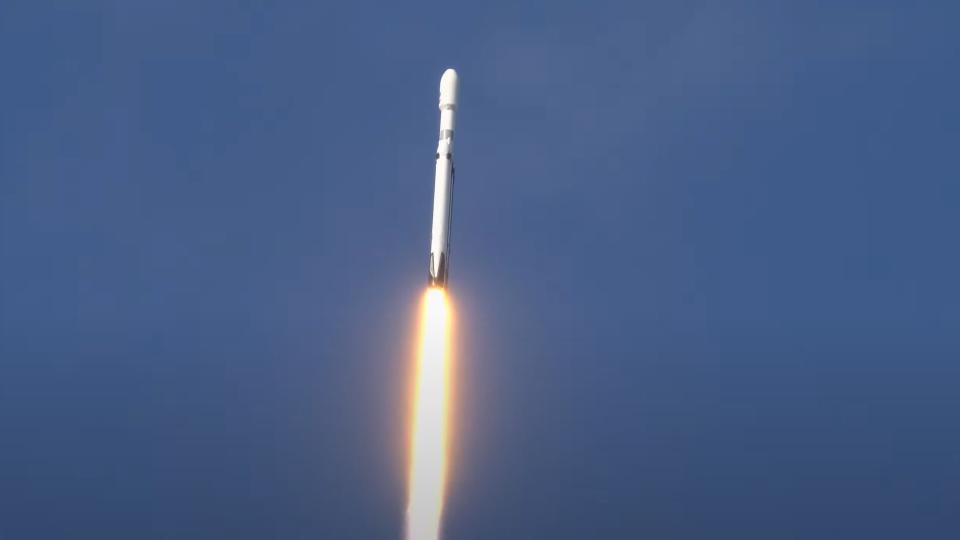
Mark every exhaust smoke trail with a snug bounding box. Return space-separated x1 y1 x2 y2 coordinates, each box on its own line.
406 288 452 540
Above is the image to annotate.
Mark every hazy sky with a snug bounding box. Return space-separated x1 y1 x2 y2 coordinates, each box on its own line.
2 2 958 538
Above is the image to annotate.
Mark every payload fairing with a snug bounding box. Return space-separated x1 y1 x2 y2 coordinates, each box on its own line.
428 69 459 288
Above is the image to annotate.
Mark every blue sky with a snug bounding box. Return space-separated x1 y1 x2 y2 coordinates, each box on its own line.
1 2 958 538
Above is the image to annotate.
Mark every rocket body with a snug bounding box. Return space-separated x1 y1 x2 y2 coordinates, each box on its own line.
428 69 459 288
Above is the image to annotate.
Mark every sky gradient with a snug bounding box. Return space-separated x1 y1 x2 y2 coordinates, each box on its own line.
2 2 959 538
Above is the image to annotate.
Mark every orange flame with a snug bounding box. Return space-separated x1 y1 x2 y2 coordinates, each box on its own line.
406 288 452 540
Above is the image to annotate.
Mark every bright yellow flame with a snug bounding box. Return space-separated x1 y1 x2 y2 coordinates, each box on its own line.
406 288 452 540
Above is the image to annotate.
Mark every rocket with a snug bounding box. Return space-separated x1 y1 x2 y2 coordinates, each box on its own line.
428 69 459 288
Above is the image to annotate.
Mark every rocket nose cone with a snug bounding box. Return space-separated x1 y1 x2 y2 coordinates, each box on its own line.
439 69 458 108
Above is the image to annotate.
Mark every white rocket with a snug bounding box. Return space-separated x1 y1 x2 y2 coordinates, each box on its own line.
428 69 459 288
